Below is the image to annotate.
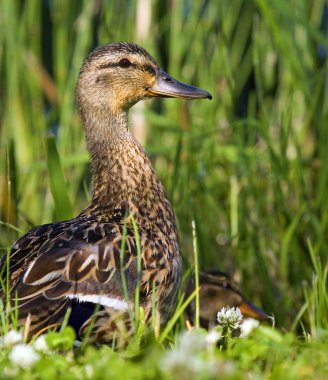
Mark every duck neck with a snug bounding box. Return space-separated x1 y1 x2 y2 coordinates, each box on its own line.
83 110 173 224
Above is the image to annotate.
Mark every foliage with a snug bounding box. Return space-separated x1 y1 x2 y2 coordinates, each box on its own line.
0 324 327 379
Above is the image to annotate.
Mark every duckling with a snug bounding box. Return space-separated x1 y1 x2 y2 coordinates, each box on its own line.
0 43 211 344
185 270 268 329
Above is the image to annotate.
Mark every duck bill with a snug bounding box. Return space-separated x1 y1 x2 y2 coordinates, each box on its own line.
146 69 212 100
239 299 269 321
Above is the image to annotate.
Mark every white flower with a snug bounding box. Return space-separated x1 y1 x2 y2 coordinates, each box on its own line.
84 364 94 378
267 313 275 327
217 306 243 330
240 318 260 337
161 349 205 377
74 340 82 348
178 330 207 353
3 367 19 378
160 330 209 379
205 329 222 346
9 343 40 368
161 343 234 379
1 330 23 347
33 335 50 353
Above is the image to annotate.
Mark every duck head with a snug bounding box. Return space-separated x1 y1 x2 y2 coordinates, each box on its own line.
186 270 269 329
76 42 212 118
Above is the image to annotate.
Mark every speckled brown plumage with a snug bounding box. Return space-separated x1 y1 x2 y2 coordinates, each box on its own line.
0 42 211 344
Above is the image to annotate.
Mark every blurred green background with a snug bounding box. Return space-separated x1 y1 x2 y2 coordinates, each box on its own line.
0 0 327 332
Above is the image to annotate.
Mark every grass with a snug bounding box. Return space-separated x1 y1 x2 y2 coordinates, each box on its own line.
0 0 327 378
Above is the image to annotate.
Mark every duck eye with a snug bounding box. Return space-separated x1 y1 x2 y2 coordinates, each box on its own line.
145 65 156 75
118 58 132 68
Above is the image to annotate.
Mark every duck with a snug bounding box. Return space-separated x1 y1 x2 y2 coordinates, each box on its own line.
185 270 268 329
0 42 211 345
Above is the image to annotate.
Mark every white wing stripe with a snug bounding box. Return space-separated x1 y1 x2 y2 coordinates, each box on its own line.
66 294 129 310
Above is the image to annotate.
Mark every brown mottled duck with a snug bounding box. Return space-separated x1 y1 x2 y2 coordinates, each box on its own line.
0 43 211 344
186 270 268 329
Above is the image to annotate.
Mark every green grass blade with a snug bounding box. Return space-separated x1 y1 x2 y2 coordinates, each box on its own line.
46 136 73 220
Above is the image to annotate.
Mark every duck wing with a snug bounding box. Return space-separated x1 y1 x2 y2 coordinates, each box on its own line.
1 213 140 337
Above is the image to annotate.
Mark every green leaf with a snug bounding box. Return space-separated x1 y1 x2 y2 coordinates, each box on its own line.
46 326 76 350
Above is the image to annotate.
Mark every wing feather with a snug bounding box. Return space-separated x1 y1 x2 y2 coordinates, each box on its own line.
1 205 174 341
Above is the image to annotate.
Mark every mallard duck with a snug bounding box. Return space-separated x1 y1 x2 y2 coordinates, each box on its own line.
185 270 268 329
0 43 211 344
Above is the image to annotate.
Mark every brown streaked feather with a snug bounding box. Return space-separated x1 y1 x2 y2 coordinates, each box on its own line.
16 296 70 339
79 307 133 347
9 221 138 300
44 282 72 300
95 269 115 284
23 248 68 285
13 279 62 300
